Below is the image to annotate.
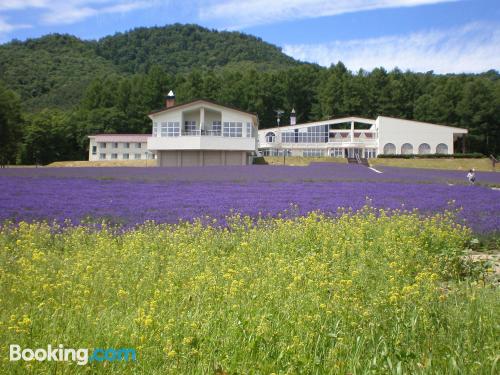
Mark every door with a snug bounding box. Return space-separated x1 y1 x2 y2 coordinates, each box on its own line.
347 148 363 158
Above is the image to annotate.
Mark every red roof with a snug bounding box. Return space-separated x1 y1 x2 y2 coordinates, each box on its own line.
88 134 150 142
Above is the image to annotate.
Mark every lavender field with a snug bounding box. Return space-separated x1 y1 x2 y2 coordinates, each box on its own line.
1 164 499 233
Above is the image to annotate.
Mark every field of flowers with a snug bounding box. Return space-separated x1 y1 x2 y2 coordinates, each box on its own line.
0 165 499 373
0 164 499 233
1 209 499 373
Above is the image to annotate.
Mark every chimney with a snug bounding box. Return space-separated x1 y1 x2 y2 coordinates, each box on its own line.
165 90 175 108
290 108 296 125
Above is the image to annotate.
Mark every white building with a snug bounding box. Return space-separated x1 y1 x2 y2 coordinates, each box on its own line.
88 134 150 161
147 92 259 166
258 114 468 158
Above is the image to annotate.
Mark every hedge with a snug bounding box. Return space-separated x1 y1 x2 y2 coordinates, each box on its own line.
377 153 485 159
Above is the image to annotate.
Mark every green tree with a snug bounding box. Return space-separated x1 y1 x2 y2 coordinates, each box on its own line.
0 81 23 165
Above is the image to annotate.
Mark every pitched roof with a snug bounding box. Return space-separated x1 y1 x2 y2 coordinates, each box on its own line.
148 98 259 120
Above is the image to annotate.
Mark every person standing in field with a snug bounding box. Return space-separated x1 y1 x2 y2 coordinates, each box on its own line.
467 169 476 185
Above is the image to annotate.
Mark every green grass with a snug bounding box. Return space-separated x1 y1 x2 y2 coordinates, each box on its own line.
261 156 347 166
371 157 498 172
47 160 158 167
0 209 498 374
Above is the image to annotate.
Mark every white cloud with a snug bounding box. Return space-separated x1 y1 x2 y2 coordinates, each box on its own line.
0 17 31 33
0 1 156 26
0 16 31 42
40 1 153 25
199 0 459 29
283 22 500 73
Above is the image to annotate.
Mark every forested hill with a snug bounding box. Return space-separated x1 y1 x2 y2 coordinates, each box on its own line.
0 34 119 111
0 24 300 111
95 24 300 74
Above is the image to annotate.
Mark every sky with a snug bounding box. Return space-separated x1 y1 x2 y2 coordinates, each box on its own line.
0 0 499 74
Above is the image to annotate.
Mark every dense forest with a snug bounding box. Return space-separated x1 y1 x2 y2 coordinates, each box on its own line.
0 24 498 165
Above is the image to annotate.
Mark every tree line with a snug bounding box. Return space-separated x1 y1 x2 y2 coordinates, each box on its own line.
1 63 499 165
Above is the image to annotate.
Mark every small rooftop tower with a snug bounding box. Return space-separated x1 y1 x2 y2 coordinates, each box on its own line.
290 108 296 125
165 90 175 108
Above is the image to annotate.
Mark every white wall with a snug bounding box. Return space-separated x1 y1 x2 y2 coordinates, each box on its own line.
376 116 460 155
88 139 148 161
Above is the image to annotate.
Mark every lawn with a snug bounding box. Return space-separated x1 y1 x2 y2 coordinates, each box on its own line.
0 164 499 373
371 157 497 172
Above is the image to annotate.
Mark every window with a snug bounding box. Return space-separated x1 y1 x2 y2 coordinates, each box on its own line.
265 132 276 143
401 143 413 155
160 122 180 137
282 125 328 143
99 153 106 160
112 142 118 148
223 122 242 137
134 153 141 160
303 149 324 157
99 142 106 149
246 122 252 138
365 148 377 158
330 148 344 158
262 149 291 156
211 121 222 135
153 122 158 137
124 143 130 149
111 153 118 159
123 153 129 160
92 146 97 155
436 143 448 154
383 143 396 155
184 120 197 135
135 143 142 148
418 143 431 155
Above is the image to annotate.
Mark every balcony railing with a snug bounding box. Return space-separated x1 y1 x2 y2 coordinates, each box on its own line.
156 130 252 138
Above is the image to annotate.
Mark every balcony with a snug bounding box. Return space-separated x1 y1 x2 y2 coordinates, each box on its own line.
148 132 257 152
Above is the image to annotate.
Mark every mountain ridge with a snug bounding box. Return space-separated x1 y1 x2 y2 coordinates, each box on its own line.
0 24 302 111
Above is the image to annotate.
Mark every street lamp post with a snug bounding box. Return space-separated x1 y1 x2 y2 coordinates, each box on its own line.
274 109 286 165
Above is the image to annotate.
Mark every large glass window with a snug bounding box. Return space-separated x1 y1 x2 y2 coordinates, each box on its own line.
123 153 129 160
160 122 180 137
223 122 242 137
134 154 141 160
282 125 328 143
111 153 118 159
92 146 97 155
99 153 106 160
112 142 118 148
99 142 106 149
281 131 295 143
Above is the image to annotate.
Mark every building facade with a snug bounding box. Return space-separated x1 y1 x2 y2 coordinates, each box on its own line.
258 115 467 158
88 134 151 161
147 93 259 167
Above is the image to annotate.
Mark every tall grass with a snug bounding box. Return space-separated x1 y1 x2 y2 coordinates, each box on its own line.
0 208 498 374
